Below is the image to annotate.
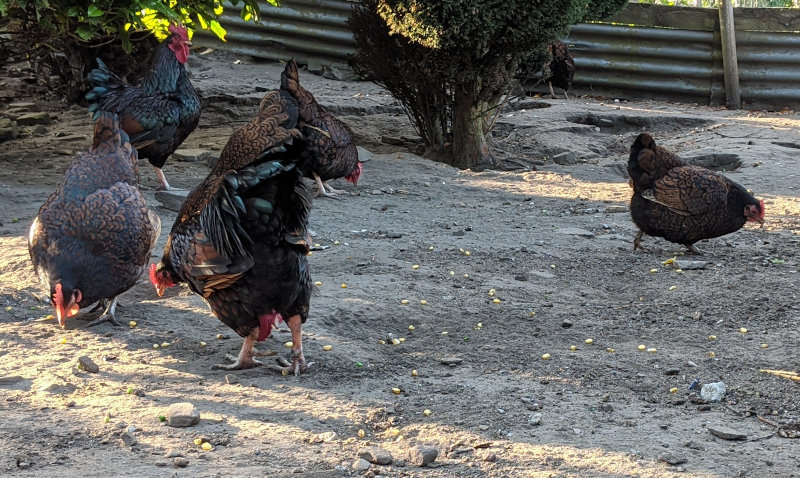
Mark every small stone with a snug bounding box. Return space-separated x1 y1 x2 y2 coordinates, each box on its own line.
8 102 39 111
673 260 707 270
663 368 680 376
206 151 221 169
357 146 374 163
556 227 595 238
172 457 190 468
529 413 542 426
120 431 137 446
440 357 463 366
604 205 629 213
552 151 577 165
530 270 555 279
358 446 393 465
0 117 18 141
700 382 726 402
452 230 466 236
386 231 403 239
166 402 200 427
658 453 688 465
166 450 183 458
708 425 747 440
224 374 240 385
482 451 497 462
77 356 99 373
16 112 51 125
408 446 438 467
155 189 189 212
171 148 211 163
39 382 77 395
561 320 573 328
599 404 614 413
352 458 371 471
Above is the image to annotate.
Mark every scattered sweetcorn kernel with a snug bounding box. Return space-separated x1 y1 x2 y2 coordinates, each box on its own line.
4 306 11 312
492 298 501 304
201 442 213 451
449 271 455 276
585 338 594 345
528 311 536 317
647 348 657 353
398 337 406 343
607 348 615 353
199 341 207 347
420 300 428 305
216 334 225 339
194 438 204 446
378 340 386 345
423 409 432 416
392 338 401 345
650 269 658 273
411 369 418 377
670 387 678 393
160 342 170 348
441 331 448 335
709 335 717 340
314 281 322 286
59 337 68 344
358 429 365 438
463 273 469 278
341 283 347 289
541 353 551 360
428 246 434 250
334 240 341 245
708 351 716 357
408 325 415 330
284 341 293 348
569 345 577 351
152 344 159 349
465 251 471 256
128 320 137 328
401 299 410 305
412 264 420 270
459 248 464 253
637 345 646 351
674 269 683 273
488 289 495 296
323 345 333 351
739 327 748 334
391 387 402 395
550 264 556 269
669 285 677 291
760 343 769 349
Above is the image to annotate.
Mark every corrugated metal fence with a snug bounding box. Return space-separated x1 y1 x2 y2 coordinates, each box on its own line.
194 2 800 110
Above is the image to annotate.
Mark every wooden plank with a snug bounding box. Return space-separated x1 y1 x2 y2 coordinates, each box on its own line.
719 0 742 109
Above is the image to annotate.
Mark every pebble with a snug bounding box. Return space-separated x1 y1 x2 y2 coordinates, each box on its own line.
561 320 573 328
663 368 680 376
700 381 726 402
352 458 371 471
440 357 463 366
155 190 190 212
708 425 747 440
552 151 577 165
528 413 542 426
482 451 498 462
166 402 200 427
604 205 629 213
166 450 183 458
358 446 393 465
0 117 18 141
556 227 595 238
224 374 240 385
77 356 100 373
658 453 688 465
408 446 438 467
530 271 555 279
171 148 211 163
172 457 190 468
120 431 137 446
16 112 51 125
673 259 707 270
386 231 403 238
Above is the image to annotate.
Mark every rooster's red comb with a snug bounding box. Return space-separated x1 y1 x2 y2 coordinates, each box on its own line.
168 24 189 40
149 263 158 286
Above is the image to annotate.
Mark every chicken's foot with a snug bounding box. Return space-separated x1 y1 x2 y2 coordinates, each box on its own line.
313 173 343 198
153 166 175 191
212 331 263 370
267 314 312 376
87 297 121 327
633 230 649 252
685 244 706 255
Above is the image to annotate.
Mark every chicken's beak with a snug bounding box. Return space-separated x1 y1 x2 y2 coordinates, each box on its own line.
55 305 67 327
155 285 166 298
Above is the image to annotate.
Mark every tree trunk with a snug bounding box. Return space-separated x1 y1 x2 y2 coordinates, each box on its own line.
451 83 493 169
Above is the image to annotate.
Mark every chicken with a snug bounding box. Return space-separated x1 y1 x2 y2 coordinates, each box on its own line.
544 40 575 99
280 59 362 197
28 112 161 327
149 89 314 374
85 24 201 191
628 133 765 253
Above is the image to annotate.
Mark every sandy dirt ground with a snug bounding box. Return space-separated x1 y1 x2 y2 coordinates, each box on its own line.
1 51 799 478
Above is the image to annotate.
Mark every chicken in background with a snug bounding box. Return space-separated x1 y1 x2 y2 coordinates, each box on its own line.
627 133 764 253
150 89 314 375
544 40 575 99
28 113 161 327
280 59 362 197
85 24 201 191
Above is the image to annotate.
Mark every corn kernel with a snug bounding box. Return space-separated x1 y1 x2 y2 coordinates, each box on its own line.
199 341 206 347
194 438 204 446
541 353 551 360
284 341 293 348
152 344 159 349
649 269 658 273
708 351 716 357
647 348 657 353
358 429 365 438
334 240 341 245
378 340 386 345
465 251 471 256
492 298 501 304
637 345 646 351
412 264 420 270
314 281 322 286
411 369 418 377
423 409 432 416
201 442 213 451
585 338 593 345
449 271 455 276
59 337 68 344
569 345 577 351
128 320 137 328
606 348 615 353
398 337 406 343
708 335 717 340
401 299 409 305
161 342 170 348
392 338 400 345
760 343 768 349
323 345 333 351
408 325 415 330
669 387 678 393
669 285 677 291
341 283 347 289
391 387 402 395
739 327 748 334
420 300 427 305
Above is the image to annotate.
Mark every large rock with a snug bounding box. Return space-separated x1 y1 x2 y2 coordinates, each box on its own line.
0 117 18 141
172 148 211 163
358 446 393 465
155 189 189 212
166 402 200 427
16 112 51 126
408 446 438 467
552 151 577 165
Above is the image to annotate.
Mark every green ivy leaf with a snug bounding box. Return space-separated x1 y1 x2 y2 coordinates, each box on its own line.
75 25 94 40
209 19 226 42
66 6 82 17
87 5 105 17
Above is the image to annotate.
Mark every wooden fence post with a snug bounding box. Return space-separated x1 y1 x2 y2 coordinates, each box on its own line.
719 0 741 109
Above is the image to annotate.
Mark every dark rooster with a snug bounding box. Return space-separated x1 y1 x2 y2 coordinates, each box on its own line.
28 113 161 327
280 59 362 197
86 24 201 190
150 89 314 374
544 40 575 99
628 133 765 253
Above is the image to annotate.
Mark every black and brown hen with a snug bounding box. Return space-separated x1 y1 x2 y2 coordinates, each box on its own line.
544 40 575 99
29 113 161 327
628 133 764 253
86 24 201 191
150 89 314 374
280 59 362 197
